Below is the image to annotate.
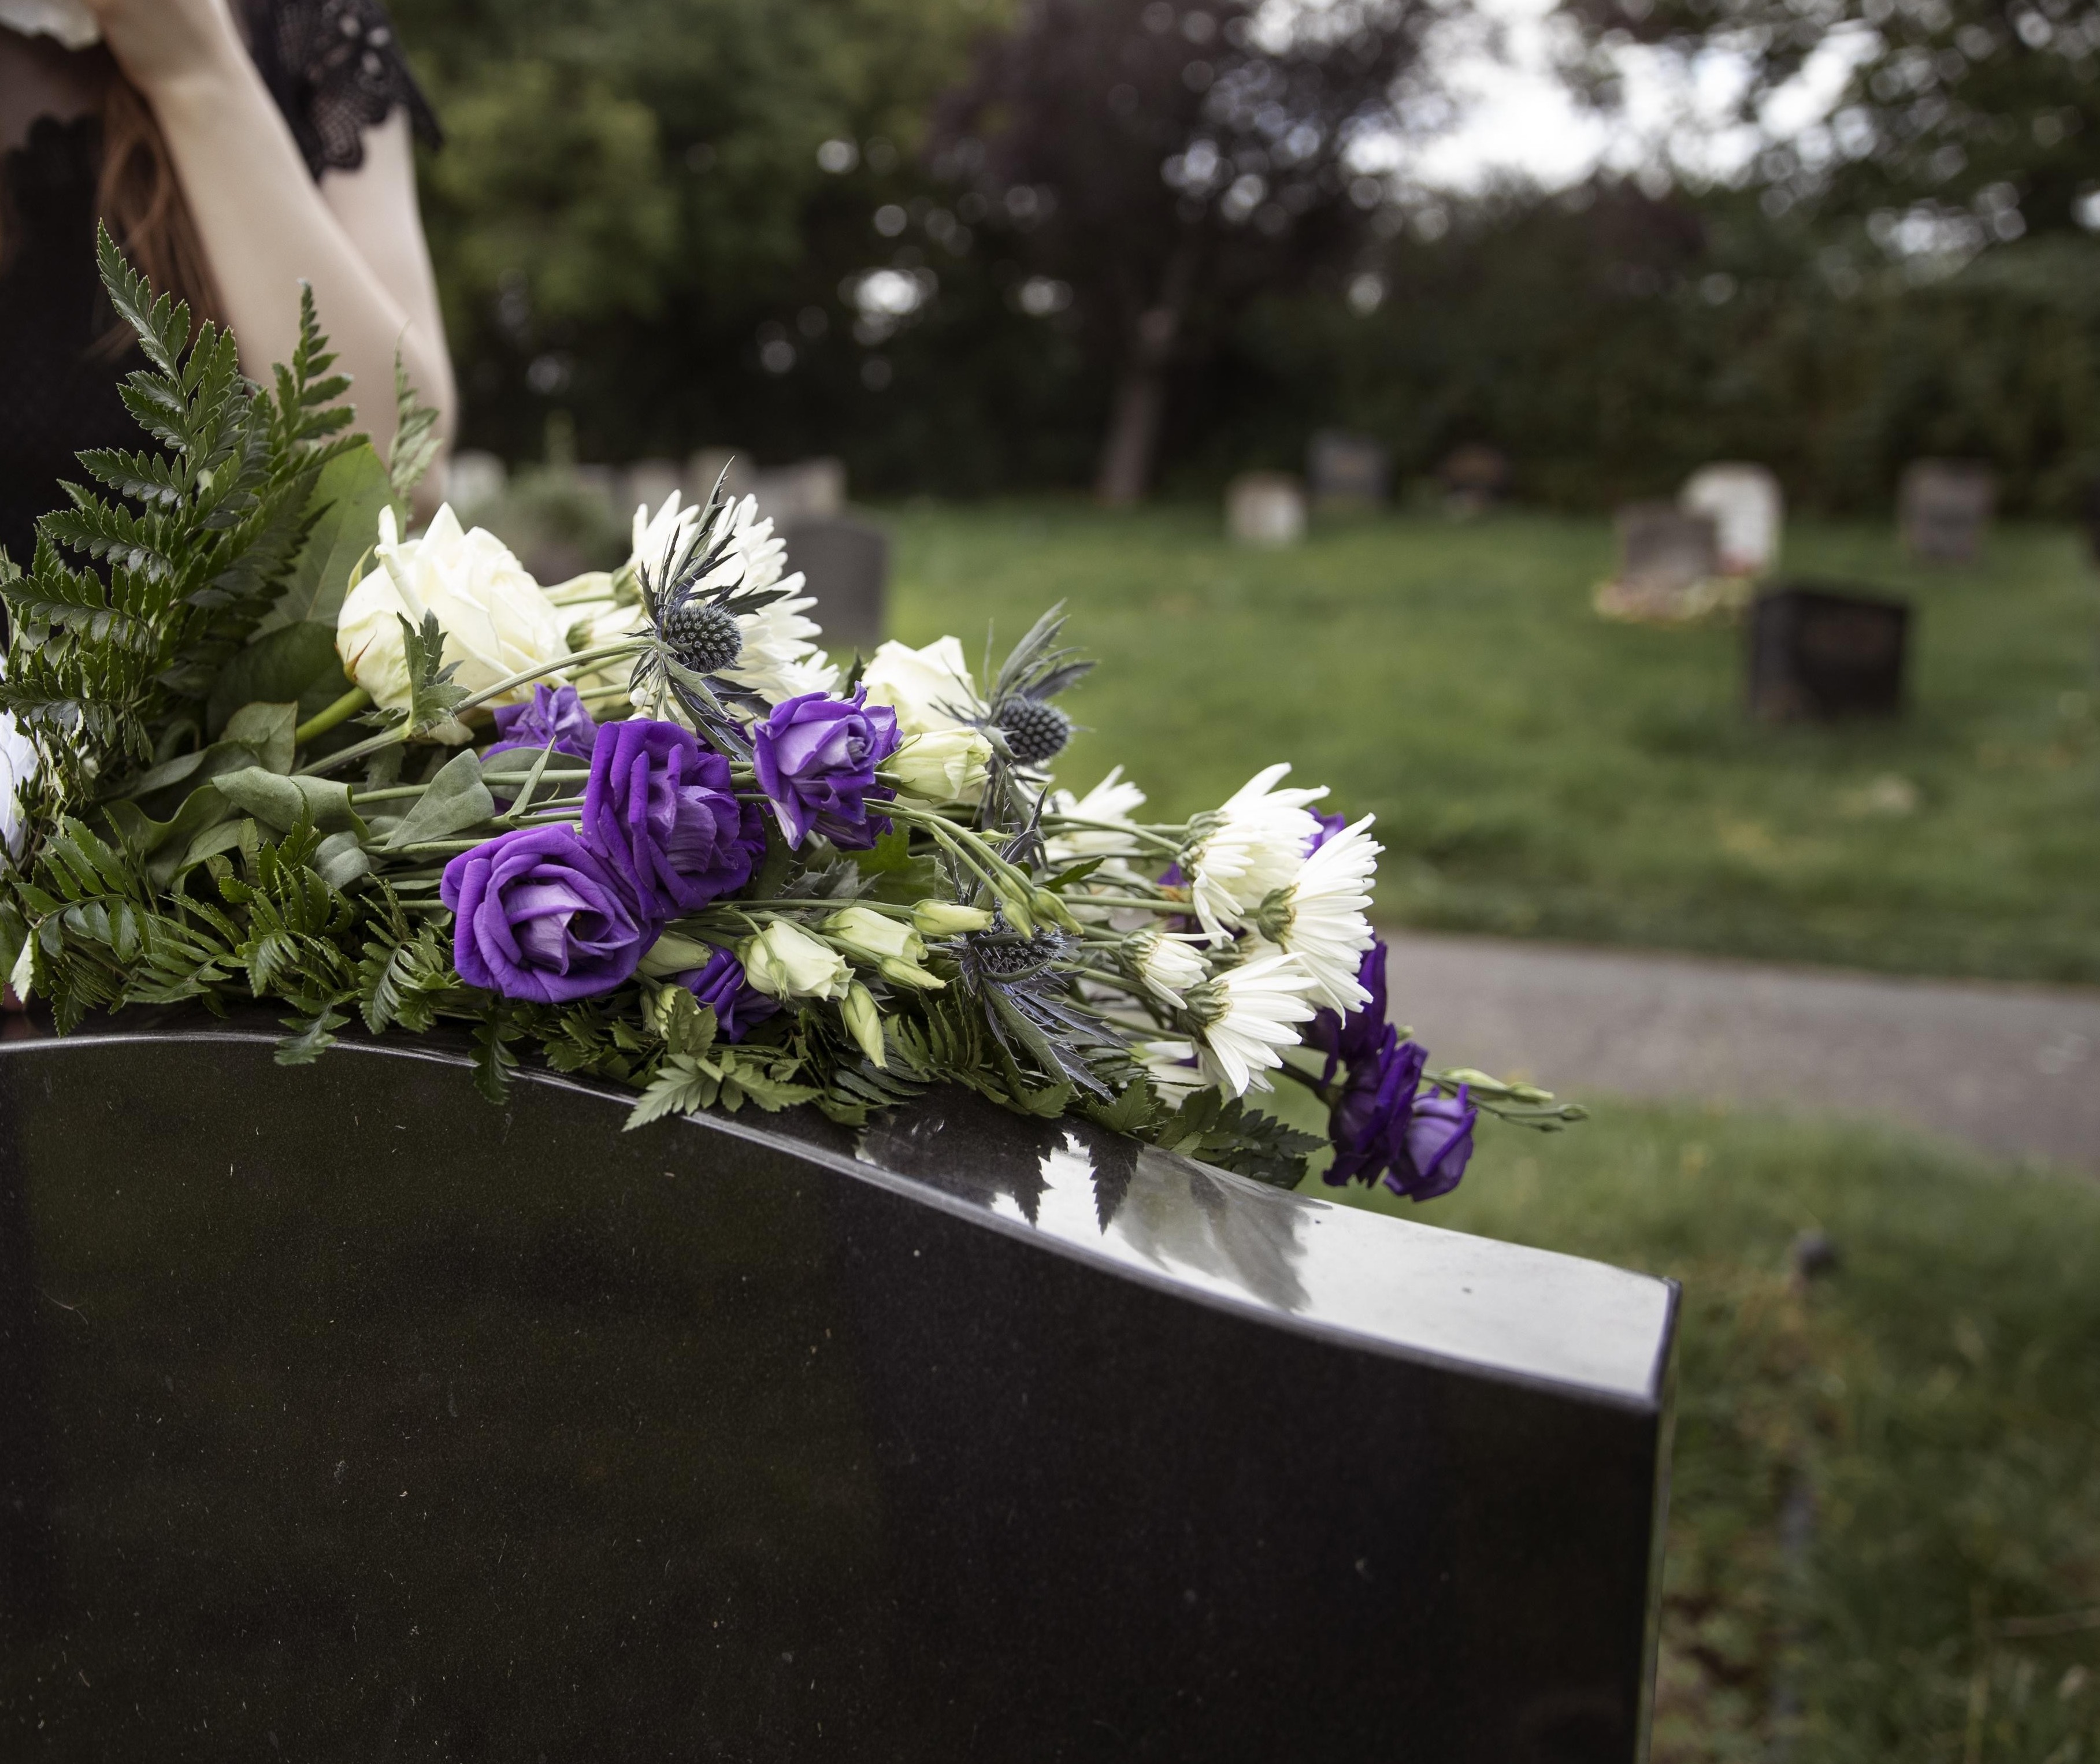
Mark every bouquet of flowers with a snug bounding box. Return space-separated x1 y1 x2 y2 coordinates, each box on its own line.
0 239 1579 1195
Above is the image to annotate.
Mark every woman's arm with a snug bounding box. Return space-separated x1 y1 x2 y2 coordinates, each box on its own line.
82 0 455 501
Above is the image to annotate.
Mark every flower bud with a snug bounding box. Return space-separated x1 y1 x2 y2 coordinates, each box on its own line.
637 930 722 979
884 727 993 803
823 905 925 967
1031 888 1081 933
740 919 851 1001
841 981 888 1068
878 955 947 991
911 898 994 936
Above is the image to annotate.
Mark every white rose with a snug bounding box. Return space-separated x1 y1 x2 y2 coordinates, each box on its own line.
336 506 570 738
739 919 851 1001
860 636 984 738
885 727 991 804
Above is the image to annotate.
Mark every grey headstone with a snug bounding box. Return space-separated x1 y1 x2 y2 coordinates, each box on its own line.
1307 431 1390 507
1438 444 1511 515
621 458 684 525
754 459 847 525
687 448 758 507
1898 460 1995 564
781 514 887 651
1616 502 1719 592
1226 472 1307 546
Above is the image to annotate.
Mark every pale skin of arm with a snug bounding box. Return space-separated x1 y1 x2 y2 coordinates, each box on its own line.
80 0 455 513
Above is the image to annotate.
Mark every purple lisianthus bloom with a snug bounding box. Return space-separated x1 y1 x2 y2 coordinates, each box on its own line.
1390 1085 1477 1202
485 684 600 763
1305 938 1390 1081
677 946 781 1043
1306 809 1349 853
441 825 651 1004
582 718 766 916
1323 1028 1427 1187
751 688 901 851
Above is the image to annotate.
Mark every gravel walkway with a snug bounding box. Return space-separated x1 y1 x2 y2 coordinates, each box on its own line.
1384 932 2100 1172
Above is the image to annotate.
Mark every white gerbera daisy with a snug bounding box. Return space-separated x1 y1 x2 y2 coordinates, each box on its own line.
630 490 705 588
1188 949 1316 1098
1182 763 1327 944
1044 766 1149 867
1134 1038 1206 1103
721 595 839 703
1130 930 1208 1008
1255 815 1381 1015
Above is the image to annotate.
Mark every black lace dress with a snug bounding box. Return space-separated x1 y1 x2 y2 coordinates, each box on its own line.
0 0 438 568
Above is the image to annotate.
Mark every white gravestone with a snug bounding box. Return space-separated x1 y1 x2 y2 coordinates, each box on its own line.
1226 473 1307 547
1680 463 1782 576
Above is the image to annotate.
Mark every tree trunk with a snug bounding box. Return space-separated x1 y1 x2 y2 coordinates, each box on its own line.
1093 247 1196 506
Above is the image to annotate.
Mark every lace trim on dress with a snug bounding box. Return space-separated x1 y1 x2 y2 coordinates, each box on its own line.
244 0 441 181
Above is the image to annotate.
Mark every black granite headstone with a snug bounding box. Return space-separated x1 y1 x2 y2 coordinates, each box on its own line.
781 515 887 652
1748 582 1911 721
0 1015 1677 1761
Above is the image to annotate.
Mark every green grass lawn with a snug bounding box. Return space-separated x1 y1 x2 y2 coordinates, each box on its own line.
885 502 2100 984
1335 1104 2100 1762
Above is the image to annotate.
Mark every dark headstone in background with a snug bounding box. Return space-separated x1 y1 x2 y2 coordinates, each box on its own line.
780 514 888 652
0 1015 1677 1761
1307 430 1390 508
1898 459 1995 564
1749 582 1911 721
1438 443 1511 516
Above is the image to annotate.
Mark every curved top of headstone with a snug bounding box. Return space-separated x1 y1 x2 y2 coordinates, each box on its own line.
2 1008 1675 1411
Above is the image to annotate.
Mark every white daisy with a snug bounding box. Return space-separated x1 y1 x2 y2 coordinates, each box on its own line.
1130 930 1208 1009
720 595 839 704
630 490 705 588
1257 815 1381 1015
1182 763 1327 944
1188 949 1316 1098
1134 1038 1206 1104
1044 766 1149 868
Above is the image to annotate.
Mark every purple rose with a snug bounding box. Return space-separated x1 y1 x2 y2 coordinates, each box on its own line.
1306 938 1390 1082
441 825 651 1004
751 688 901 851
1323 1028 1426 1188
677 947 781 1042
582 718 766 916
1392 1085 1476 1202
485 684 600 763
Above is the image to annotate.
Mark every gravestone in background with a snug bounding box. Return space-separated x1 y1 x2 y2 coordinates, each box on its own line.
1438 443 1511 516
0 1014 1678 1760
1748 582 1911 721
1226 472 1307 546
621 457 684 523
441 448 506 519
755 458 848 526
687 447 759 507
1680 463 1783 575
1307 431 1390 510
1594 503 1723 622
781 515 887 650
1898 459 1995 564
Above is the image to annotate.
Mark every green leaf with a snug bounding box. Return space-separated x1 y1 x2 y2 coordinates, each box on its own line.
852 827 914 874
314 830 371 889
221 701 299 775
389 351 444 506
1084 1078 1160 1138
382 748 495 850
472 1009 518 1103
277 1005 348 1065
625 1052 720 1129
262 442 392 632
213 766 363 835
400 611 468 735
206 621 350 735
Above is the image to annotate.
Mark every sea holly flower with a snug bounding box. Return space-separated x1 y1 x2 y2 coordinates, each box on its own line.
1248 815 1381 1015
485 683 600 763
582 719 766 916
1323 1028 1427 1188
1393 1085 1477 1201
751 689 901 849
337 506 570 738
675 946 781 1042
441 825 652 1005
1183 763 1329 943
885 727 993 803
860 635 986 737
1187 949 1317 1097
740 919 852 1001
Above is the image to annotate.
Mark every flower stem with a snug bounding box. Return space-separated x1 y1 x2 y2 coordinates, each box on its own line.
294 686 370 747
1040 814 1182 854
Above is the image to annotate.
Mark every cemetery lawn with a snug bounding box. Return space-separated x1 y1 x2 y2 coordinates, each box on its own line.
1348 1105 2100 1763
885 503 2100 985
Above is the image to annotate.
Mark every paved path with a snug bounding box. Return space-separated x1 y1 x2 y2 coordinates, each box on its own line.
1383 932 2100 1172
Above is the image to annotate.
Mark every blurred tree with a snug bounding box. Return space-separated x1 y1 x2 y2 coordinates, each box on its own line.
931 0 1444 502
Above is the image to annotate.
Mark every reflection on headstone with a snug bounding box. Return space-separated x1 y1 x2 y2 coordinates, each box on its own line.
1595 503 1742 623
1438 443 1510 517
1747 582 1910 721
1899 459 1995 564
1226 472 1307 547
1680 462 1782 575
781 516 888 651
1307 431 1389 510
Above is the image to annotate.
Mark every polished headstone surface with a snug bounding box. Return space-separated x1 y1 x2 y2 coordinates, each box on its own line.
1748 582 1910 722
0 1014 1676 1761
